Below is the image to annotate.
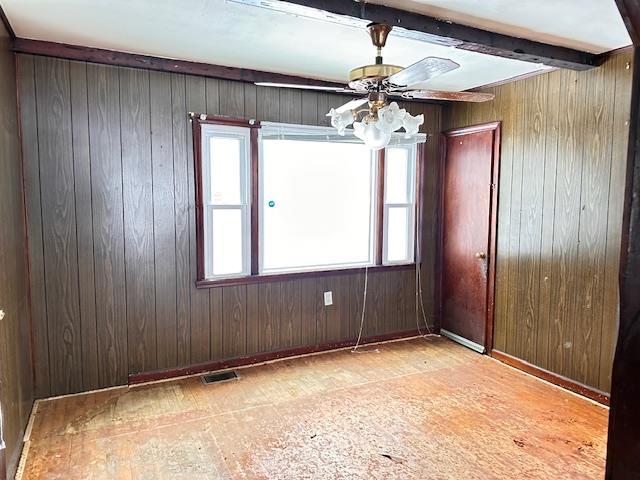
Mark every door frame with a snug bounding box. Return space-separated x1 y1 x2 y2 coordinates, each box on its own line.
437 121 501 353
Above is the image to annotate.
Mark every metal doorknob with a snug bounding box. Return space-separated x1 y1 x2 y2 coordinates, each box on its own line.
475 252 486 259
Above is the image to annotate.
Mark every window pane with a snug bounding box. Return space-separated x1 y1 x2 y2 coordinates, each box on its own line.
385 147 410 203
261 139 374 272
211 209 244 276
210 137 241 205
387 207 409 262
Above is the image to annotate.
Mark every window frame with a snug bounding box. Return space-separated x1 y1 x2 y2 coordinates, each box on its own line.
258 123 379 275
382 144 418 265
192 114 424 288
200 123 253 279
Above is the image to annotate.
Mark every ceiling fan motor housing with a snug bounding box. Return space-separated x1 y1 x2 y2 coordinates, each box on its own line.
349 23 403 91
348 64 403 91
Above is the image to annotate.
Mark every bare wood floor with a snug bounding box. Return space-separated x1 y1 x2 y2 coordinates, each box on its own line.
19 337 607 479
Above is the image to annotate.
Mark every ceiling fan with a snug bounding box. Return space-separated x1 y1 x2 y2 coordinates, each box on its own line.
256 23 494 149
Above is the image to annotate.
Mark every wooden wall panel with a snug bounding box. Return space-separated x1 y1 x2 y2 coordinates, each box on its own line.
87 63 128 388
280 280 301 348
17 55 50 398
535 71 561 371
504 79 526 358
599 53 633 390
171 73 192 367
222 285 247 358
515 73 547 364
120 66 156 375
444 51 632 392
35 57 83 396
573 63 615 387
209 288 223 360
18 54 441 397
186 75 210 365
0 23 34 479
69 61 100 391
150 71 178 370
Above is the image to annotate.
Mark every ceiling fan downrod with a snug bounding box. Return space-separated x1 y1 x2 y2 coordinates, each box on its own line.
368 22 392 64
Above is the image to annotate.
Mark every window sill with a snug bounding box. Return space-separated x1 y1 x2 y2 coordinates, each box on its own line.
195 263 416 288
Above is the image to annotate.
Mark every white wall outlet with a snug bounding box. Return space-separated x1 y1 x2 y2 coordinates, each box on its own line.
323 291 333 306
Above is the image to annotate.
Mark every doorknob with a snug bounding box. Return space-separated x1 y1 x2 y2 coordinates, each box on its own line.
475 252 487 259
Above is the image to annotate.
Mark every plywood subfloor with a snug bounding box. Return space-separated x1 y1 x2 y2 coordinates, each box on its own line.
19 337 608 479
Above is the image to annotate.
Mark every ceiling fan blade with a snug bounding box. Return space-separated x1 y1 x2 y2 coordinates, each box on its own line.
254 82 354 93
327 97 369 114
398 90 494 103
386 57 460 88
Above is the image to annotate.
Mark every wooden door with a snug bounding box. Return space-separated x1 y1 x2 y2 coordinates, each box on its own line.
440 122 500 352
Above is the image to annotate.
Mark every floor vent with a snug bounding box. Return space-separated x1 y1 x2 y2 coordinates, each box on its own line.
201 370 239 385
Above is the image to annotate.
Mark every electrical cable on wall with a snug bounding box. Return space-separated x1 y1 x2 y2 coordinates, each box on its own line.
415 205 437 338
352 163 438 352
351 265 370 353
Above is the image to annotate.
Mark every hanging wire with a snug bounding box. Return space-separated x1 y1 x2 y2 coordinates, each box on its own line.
415 199 436 338
351 265 370 353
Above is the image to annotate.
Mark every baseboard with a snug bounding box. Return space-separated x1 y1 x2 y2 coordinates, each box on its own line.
491 350 610 405
129 328 437 385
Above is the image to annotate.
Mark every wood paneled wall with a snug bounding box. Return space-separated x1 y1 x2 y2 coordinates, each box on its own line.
0 24 34 480
17 54 442 398
443 51 632 393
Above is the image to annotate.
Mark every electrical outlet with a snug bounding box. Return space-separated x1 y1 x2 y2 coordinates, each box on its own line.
323 291 333 306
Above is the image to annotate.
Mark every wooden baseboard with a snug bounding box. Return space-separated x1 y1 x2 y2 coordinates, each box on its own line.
129 328 435 385
491 350 610 405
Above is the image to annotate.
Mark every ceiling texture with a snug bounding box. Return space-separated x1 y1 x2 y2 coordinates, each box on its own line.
2 0 631 91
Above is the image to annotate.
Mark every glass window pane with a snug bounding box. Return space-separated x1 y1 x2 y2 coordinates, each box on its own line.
211 209 244 275
387 207 409 262
210 137 242 205
261 139 374 272
385 147 409 203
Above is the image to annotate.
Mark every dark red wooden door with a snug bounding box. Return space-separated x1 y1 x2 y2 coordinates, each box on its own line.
441 124 499 349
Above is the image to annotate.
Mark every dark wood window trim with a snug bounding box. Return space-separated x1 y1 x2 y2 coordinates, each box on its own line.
191 114 424 288
374 149 385 265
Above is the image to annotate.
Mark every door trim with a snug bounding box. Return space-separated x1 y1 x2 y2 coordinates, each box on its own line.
437 121 501 353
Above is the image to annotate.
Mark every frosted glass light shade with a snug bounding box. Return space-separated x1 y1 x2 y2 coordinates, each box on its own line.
327 108 355 135
377 102 406 134
353 121 391 150
326 100 424 149
402 113 424 138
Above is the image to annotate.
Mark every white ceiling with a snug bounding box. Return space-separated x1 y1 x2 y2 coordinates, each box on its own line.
368 0 631 54
2 0 629 91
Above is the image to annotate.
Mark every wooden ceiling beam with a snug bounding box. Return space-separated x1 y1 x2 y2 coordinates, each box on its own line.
607 1 640 479
232 0 599 70
11 38 347 89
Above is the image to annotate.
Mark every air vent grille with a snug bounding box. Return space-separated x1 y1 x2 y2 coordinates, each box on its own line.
201 370 239 385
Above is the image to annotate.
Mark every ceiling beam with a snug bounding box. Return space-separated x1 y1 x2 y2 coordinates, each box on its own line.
232 0 599 70
607 2 640 479
11 38 347 89
10 38 450 105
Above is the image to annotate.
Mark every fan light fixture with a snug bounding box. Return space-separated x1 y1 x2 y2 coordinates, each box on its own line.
256 22 494 150
326 99 424 150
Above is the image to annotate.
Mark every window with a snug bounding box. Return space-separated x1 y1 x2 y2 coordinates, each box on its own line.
197 123 252 280
383 145 416 264
260 127 376 273
193 116 423 285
